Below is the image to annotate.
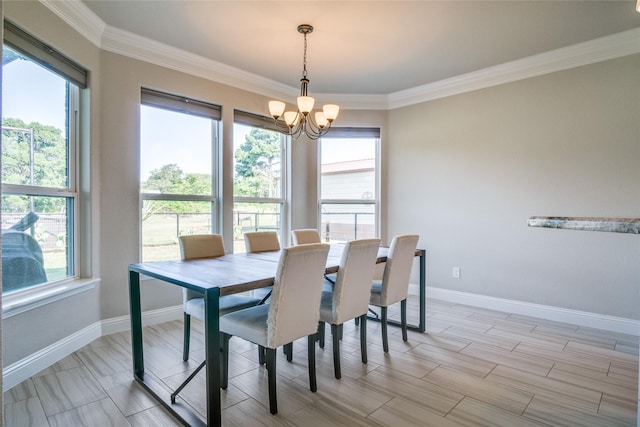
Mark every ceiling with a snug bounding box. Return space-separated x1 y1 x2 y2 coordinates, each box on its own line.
78 1 639 99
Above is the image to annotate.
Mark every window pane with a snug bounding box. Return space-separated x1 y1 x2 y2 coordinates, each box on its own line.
233 124 282 198
233 202 281 253
142 200 214 262
140 105 212 195
1 194 73 293
320 203 375 243
321 138 375 200
2 46 69 188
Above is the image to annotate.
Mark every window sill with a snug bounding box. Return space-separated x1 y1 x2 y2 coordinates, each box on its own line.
2 278 100 319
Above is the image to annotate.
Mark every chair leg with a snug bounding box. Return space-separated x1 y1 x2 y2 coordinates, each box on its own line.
284 343 293 362
258 345 266 365
381 306 389 352
220 333 231 390
331 324 341 379
266 348 278 414
317 321 325 348
359 314 368 364
183 313 191 361
354 316 359 326
401 299 408 342
307 334 317 392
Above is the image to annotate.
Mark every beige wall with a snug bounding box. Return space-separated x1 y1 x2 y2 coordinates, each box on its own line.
388 54 640 319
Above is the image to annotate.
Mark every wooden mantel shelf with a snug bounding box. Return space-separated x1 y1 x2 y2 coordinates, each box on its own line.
527 216 640 234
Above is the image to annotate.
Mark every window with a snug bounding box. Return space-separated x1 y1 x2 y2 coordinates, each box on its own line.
233 111 287 253
140 89 221 261
319 128 380 243
1 21 87 295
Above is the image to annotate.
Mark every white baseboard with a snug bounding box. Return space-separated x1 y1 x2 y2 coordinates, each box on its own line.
428 287 640 337
3 322 101 392
101 304 183 335
3 305 183 392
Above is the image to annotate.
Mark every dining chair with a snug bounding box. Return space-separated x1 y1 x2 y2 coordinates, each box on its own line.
244 231 280 253
219 243 330 415
369 234 419 352
317 238 380 379
179 234 262 361
291 228 321 245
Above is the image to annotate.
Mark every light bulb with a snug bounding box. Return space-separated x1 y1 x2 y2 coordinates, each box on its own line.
284 111 300 127
297 96 315 114
315 112 328 128
323 104 340 122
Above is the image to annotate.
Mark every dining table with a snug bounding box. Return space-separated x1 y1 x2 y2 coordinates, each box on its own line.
128 244 426 426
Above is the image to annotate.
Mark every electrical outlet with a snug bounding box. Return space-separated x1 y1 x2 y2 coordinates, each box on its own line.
452 266 461 279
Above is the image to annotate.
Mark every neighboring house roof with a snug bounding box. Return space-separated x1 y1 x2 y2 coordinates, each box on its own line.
321 159 375 175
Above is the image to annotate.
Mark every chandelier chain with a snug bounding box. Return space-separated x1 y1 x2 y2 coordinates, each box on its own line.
302 32 308 79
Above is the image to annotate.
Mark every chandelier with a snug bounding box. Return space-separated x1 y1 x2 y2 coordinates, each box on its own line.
268 24 339 140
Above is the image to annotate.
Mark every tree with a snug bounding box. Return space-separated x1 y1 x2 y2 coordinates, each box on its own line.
1 118 67 213
234 128 281 198
141 164 212 221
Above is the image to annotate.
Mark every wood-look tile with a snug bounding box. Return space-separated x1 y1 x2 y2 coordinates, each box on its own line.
445 396 548 427
293 371 393 418
615 341 640 356
532 325 617 350
513 342 611 373
32 353 83 378
3 379 37 405
47 398 131 427
76 342 132 379
524 395 636 427
363 367 463 416
227 367 319 417
85 330 131 351
162 368 250 416
32 366 107 416
143 342 203 379
609 360 639 383
547 365 637 402
368 396 463 427
460 343 553 376
507 314 579 331
552 361 638 391
97 371 161 417
222 398 296 427
429 313 494 332
423 366 533 414
439 326 520 351
3 397 49 427
486 327 568 351
127 405 183 427
576 326 639 345
487 365 602 413
564 340 639 364
288 396 382 427
365 345 438 378
598 393 638 423
409 343 496 377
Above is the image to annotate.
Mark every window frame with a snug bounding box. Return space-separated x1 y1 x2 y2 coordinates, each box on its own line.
318 128 381 241
232 110 289 251
1 21 86 298
139 88 222 262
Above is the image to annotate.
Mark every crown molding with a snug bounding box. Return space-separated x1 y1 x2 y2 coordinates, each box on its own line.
388 27 640 109
39 0 105 47
40 1 640 111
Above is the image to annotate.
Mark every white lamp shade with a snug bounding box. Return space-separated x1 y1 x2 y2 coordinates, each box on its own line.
315 112 328 128
323 104 340 121
269 101 286 118
284 111 300 127
297 96 315 114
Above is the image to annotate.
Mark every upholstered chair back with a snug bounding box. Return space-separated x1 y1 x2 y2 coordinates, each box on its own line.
244 231 281 253
179 234 226 303
267 243 330 348
329 239 380 324
291 229 321 245
379 235 419 305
